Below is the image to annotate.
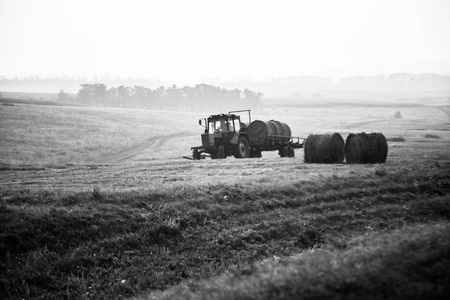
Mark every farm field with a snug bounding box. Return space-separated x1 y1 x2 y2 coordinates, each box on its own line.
0 102 450 299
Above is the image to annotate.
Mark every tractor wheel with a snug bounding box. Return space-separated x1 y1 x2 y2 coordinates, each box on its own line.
218 146 226 159
233 137 250 158
193 149 201 160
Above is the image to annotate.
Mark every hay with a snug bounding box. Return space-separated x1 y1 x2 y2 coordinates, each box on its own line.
247 120 272 145
304 133 345 163
281 122 292 143
345 132 388 164
267 120 291 143
369 133 388 163
247 120 292 145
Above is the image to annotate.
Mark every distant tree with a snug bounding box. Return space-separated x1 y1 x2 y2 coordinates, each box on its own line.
165 84 184 108
106 87 119 106
73 83 263 111
242 89 262 108
77 84 93 104
0 92 3 99
92 84 107 105
133 86 146 103
57 89 70 102
117 86 131 105
394 110 403 119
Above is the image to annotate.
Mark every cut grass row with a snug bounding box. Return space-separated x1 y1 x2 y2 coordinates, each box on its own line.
1 164 449 299
142 222 450 300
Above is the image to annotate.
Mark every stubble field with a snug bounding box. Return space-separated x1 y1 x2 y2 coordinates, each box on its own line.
0 101 449 299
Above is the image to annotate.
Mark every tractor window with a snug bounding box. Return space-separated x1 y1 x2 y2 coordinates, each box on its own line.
208 121 215 133
228 118 234 132
233 118 240 132
211 120 227 133
218 119 228 133
209 118 237 133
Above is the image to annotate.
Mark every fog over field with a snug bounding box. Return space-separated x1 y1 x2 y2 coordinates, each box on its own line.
1 1 450 300
1 0 450 86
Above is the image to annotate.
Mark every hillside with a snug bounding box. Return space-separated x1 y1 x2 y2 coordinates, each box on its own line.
0 103 449 299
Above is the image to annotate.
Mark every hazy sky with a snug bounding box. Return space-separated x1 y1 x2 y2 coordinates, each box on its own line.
1 0 449 84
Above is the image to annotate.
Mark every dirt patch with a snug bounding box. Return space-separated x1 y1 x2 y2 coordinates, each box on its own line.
343 119 389 130
96 133 195 164
438 106 450 118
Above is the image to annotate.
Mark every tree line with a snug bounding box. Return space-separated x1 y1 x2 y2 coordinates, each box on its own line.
58 84 262 111
205 73 450 93
335 73 450 90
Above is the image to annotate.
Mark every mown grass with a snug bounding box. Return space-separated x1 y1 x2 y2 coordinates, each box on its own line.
142 222 450 300
1 102 449 299
386 136 406 142
424 133 441 139
2 103 449 166
1 162 449 299
0 104 198 165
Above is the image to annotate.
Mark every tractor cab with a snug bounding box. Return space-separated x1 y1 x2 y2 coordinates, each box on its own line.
199 114 241 150
203 114 241 134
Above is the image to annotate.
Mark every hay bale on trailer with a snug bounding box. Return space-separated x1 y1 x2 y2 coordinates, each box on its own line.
247 120 292 145
345 132 388 164
304 133 345 163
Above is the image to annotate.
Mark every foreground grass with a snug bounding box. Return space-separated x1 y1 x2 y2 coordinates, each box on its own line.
1 162 449 299
142 222 450 300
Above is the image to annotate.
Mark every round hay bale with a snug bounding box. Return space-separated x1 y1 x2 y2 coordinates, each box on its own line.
304 133 345 163
281 122 292 143
345 132 388 164
368 133 388 163
247 120 274 145
247 120 292 145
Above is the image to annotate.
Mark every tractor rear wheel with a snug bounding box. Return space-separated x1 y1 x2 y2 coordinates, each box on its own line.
233 137 250 158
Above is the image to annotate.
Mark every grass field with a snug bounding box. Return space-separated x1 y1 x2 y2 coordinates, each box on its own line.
0 102 449 299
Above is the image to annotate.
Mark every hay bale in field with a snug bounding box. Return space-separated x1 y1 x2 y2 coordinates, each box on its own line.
345 132 388 164
304 133 345 163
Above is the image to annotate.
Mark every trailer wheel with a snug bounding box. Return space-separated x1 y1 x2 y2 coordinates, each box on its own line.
288 146 295 157
233 137 250 158
279 146 289 157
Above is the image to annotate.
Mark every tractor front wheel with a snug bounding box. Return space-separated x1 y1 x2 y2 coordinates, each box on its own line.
193 149 201 160
218 146 226 159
